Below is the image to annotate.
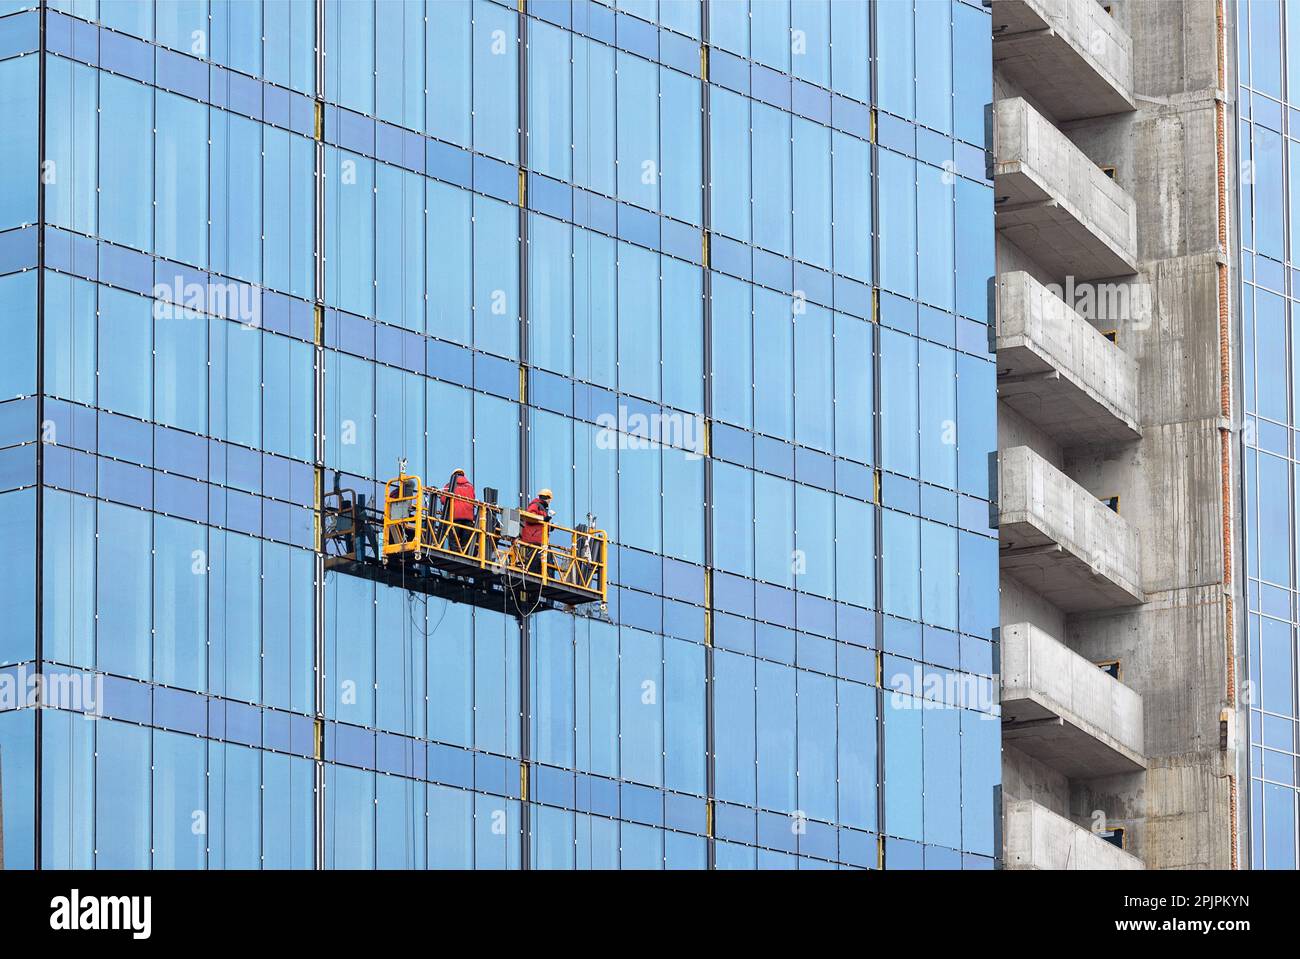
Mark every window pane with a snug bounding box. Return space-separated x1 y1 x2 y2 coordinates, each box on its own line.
793 118 831 269
44 55 97 235
753 103 791 256
94 501 152 686
155 304 208 434
883 509 920 621
617 52 659 210
573 37 616 196
99 74 153 251
473 0 518 163
617 243 660 401
879 150 917 298
0 488 35 666
877 0 914 120
0 271 36 401
153 515 207 691
473 195 519 358
155 90 208 266
660 66 701 224
880 328 918 477
96 720 151 868
715 650 756 805
153 729 206 869
710 89 751 243
99 287 153 422
326 0 374 114
884 689 923 841
428 0 471 146
529 20 572 181
915 0 952 134
326 148 375 318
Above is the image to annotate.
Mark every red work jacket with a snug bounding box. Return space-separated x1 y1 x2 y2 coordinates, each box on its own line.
444 476 476 522
520 498 549 545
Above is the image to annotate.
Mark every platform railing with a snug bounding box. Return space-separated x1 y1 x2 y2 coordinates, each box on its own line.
376 474 607 604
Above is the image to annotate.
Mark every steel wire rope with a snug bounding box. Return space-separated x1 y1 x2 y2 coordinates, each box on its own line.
399 534 414 863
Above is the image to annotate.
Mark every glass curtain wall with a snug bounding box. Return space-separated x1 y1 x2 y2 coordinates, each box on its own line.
1237 0 1300 871
0 0 997 870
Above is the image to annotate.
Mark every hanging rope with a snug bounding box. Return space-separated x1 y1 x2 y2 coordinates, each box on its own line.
584 34 595 518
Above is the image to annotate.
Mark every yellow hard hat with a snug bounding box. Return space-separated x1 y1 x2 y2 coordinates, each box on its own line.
538 488 553 499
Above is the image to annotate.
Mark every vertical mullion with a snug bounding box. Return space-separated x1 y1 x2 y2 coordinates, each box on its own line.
700 0 717 871
517 0 532 871
34 0 48 874
313 0 327 873
868 0 887 871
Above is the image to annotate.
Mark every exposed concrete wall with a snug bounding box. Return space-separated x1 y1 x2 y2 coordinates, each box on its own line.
1117 0 1220 100
1057 0 1237 870
1127 762 1233 870
1001 571 1069 639
1065 412 1224 597
1069 583 1229 757
1068 767 1145 850
1070 758 1232 870
995 72 1060 135
997 233 1062 291
995 0 1237 870
1067 99 1220 265
998 404 1065 470
1003 744 1071 808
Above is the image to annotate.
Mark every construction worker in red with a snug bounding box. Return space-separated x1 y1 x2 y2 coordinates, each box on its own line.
520 488 553 574
442 468 476 553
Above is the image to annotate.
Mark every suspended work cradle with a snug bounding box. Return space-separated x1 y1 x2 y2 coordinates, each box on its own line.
322 468 609 620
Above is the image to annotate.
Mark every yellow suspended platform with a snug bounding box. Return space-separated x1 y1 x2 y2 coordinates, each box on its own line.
322 471 608 618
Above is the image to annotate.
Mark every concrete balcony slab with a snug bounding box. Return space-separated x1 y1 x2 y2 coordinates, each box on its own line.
998 445 1145 611
992 0 1135 121
997 270 1141 446
996 97 1138 280
1004 798 1144 869
1001 622 1146 777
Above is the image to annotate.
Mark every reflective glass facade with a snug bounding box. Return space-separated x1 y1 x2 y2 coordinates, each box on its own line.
1237 0 1300 871
0 0 998 869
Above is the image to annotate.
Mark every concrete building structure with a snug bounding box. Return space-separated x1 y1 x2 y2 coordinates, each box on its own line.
5 0 1290 875
994 0 1243 869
